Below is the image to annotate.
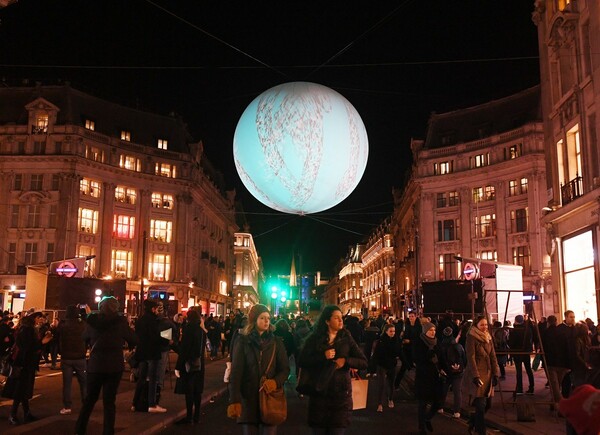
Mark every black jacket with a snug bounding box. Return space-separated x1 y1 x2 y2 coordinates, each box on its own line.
414 336 444 401
508 322 534 353
1 324 41 400
175 320 206 393
84 313 137 373
58 318 87 360
372 334 400 371
135 311 168 361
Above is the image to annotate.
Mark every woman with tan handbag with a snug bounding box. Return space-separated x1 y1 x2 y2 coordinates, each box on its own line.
227 304 289 435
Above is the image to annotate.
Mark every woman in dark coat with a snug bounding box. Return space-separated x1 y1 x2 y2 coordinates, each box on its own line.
414 322 444 435
74 296 138 435
463 315 499 435
297 305 368 434
174 307 207 425
372 323 399 412
227 304 289 434
2 311 50 425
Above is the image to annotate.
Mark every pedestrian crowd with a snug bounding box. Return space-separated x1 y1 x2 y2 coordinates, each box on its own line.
1 303 600 435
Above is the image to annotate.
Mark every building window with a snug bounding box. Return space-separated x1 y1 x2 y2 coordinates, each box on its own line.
113 215 136 239
475 214 496 238
27 205 40 228
119 155 141 172
8 242 17 273
434 161 453 175
151 193 174 209
85 119 95 131
49 205 58 228
484 185 495 201
509 178 528 196
33 141 46 154
24 242 38 265
78 208 99 234
11 205 20 227
470 153 490 168
155 162 176 178
448 191 459 206
13 174 22 190
150 219 172 242
438 253 459 280
436 193 447 208
557 124 583 185
506 143 522 160
437 219 459 241
121 130 131 141
46 242 55 262
80 178 101 197
115 186 137 204
478 250 497 261
54 141 62 154
85 145 104 162
112 249 133 279
149 254 171 281
30 174 43 190
472 187 483 203
157 139 168 150
78 245 96 276
34 114 48 134
51 174 60 190
512 246 530 274
510 208 528 233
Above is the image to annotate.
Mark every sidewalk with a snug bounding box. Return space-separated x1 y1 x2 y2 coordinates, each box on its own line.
5 353 230 435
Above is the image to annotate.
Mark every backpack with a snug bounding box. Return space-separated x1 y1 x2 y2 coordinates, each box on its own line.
493 328 509 350
444 342 465 374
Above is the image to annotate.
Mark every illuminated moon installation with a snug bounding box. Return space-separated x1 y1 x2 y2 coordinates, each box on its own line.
233 82 369 214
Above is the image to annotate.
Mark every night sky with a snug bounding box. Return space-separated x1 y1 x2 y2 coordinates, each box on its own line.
0 0 540 275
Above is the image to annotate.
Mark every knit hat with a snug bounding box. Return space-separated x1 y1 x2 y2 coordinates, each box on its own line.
559 384 600 435
248 304 270 324
422 322 436 335
443 326 453 337
99 296 119 315
514 315 524 324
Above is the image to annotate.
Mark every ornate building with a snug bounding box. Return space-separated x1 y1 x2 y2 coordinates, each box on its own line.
232 231 262 313
393 86 551 318
361 218 396 316
337 243 364 315
0 84 238 315
534 0 600 321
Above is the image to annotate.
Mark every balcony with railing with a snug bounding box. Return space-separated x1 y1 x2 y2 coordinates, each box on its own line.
561 175 583 205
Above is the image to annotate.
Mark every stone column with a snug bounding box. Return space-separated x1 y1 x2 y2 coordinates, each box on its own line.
495 181 508 261
99 182 115 276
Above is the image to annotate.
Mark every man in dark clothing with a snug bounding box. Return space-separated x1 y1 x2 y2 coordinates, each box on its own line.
509 314 535 394
58 305 87 415
545 311 576 403
132 299 170 413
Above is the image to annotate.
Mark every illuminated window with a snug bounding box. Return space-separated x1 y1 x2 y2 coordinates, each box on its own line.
472 187 483 202
46 242 55 262
437 219 459 241
149 253 171 281
85 119 95 131
30 174 43 190
121 130 131 141
27 204 40 227
506 144 522 160
113 215 136 239
33 114 48 134
151 192 174 209
512 246 530 274
478 250 497 261
434 161 453 175
158 139 168 150
78 208 99 234
438 253 459 280
78 245 96 276
470 153 490 168
24 242 38 265
484 185 495 201
557 124 583 185
155 162 176 178
475 214 496 238
80 178 101 197
150 219 172 242
85 145 104 162
448 191 459 206
112 249 133 278
510 208 528 233
120 155 141 172
115 186 137 204
509 178 528 196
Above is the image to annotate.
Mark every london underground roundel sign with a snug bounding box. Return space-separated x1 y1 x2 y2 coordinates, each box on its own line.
56 261 78 278
463 263 478 280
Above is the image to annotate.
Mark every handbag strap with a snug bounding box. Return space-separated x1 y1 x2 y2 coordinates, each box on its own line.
264 341 277 377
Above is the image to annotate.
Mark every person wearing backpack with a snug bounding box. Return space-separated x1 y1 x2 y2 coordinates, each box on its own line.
438 326 466 418
492 321 509 380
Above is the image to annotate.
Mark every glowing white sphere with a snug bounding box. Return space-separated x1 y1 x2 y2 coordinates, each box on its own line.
233 82 369 214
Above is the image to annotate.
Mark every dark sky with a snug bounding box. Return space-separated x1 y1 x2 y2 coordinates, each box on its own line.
0 0 540 275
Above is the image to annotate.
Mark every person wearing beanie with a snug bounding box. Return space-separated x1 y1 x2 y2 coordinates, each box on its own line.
75 296 137 435
439 323 467 419
228 304 290 432
58 305 87 415
414 321 444 434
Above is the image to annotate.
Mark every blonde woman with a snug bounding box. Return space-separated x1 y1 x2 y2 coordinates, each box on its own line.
227 305 289 435
463 315 499 435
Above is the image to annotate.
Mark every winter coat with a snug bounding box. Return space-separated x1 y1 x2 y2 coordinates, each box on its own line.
508 322 534 353
1 324 41 400
84 312 137 373
438 335 466 378
229 330 289 425
372 334 399 371
175 320 206 394
135 311 168 361
413 336 444 402
298 328 367 429
58 318 87 360
463 328 499 398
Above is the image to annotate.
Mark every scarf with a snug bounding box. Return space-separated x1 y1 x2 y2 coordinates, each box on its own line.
420 333 437 349
469 325 492 343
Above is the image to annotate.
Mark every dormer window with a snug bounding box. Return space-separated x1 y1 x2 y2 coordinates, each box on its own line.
32 114 48 134
158 139 168 150
85 119 95 131
121 130 131 141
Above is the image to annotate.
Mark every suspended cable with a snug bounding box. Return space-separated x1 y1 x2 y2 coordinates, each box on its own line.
305 215 365 236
